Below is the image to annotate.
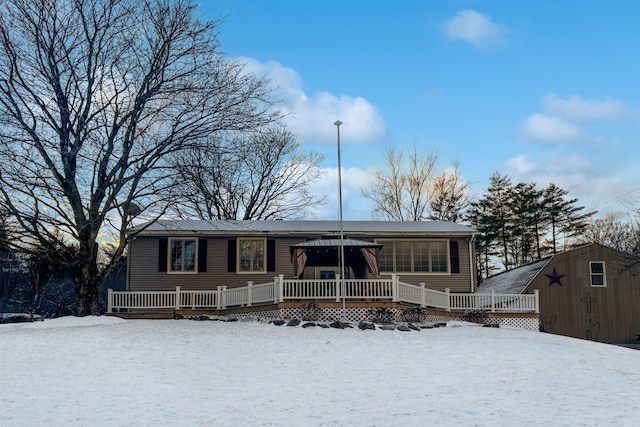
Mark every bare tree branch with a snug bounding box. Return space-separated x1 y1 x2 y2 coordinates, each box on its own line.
0 0 280 314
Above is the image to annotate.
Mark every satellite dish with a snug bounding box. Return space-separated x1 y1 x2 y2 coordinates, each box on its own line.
127 202 142 217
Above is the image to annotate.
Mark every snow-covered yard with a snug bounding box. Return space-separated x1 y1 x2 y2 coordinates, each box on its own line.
1 317 638 426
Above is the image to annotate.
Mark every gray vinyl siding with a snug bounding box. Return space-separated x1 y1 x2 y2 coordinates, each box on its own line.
128 235 474 293
128 236 305 291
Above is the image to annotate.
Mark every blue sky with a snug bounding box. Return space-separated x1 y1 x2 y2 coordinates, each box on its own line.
201 0 640 220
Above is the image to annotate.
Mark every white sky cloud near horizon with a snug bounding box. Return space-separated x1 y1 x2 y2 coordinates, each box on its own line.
214 2 640 221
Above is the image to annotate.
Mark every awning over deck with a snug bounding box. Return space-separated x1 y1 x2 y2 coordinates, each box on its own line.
290 238 383 279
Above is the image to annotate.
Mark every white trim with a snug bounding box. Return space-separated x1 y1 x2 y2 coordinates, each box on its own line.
237 237 267 274
589 261 607 287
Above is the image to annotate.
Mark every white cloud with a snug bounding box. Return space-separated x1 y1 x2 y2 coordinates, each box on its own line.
504 153 636 215
443 10 505 48
312 166 376 220
520 113 591 143
238 57 386 143
542 94 632 122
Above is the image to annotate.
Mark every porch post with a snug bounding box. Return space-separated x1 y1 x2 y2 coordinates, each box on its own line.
491 290 496 313
335 274 341 302
278 274 284 303
175 286 181 310
221 285 227 309
247 281 253 307
445 288 451 312
391 274 399 302
534 289 540 313
420 283 426 308
216 286 223 310
107 289 113 313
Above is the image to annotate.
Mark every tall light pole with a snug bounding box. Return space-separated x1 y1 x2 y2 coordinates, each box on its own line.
334 120 346 319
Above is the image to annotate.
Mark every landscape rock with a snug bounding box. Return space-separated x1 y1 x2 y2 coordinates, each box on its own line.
329 321 351 329
287 318 301 327
302 322 317 328
272 319 286 326
379 325 395 331
358 321 376 330
397 325 411 332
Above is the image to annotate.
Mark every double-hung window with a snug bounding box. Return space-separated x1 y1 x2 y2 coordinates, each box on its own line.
378 240 449 273
169 238 197 273
238 238 266 273
590 261 606 287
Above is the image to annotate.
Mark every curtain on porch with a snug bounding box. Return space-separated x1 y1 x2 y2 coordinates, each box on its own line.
293 247 307 278
361 247 380 278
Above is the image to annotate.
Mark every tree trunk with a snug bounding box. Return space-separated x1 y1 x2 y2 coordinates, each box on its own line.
75 238 101 316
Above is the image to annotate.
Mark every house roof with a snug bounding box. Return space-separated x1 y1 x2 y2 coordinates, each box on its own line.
476 257 552 294
129 219 478 237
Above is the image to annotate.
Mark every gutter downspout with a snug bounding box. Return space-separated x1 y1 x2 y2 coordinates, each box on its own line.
469 235 476 292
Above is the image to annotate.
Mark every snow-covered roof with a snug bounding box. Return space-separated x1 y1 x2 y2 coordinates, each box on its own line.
476 257 552 294
129 219 478 236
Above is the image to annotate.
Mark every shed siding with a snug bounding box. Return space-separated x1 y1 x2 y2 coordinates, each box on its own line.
526 245 640 344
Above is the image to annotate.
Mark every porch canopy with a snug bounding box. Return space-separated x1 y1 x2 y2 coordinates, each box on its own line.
290 238 383 279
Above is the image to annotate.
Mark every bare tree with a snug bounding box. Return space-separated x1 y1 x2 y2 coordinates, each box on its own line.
361 146 437 221
171 126 325 220
0 0 279 315
429 163 471 222
583 213 640 257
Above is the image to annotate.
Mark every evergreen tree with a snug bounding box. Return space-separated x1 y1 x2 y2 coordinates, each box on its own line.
543 184 596 253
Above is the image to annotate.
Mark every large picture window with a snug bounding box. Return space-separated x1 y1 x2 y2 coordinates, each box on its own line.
238 238 266 273
169 238 197 273
378 240 449 273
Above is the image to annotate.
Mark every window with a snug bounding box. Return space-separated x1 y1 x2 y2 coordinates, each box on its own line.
590 261 606 287
238 238 266 273
378 240 449 273
169 238 197 273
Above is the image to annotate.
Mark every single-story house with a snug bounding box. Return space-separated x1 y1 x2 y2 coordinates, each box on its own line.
476 243 640 345
126 219 479 293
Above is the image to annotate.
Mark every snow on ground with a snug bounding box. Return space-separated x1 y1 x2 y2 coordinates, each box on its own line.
1 317 638 427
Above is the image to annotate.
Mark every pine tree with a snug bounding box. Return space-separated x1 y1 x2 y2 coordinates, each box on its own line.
543 184 596 253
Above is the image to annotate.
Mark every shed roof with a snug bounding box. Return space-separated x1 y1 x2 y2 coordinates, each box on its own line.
476 257 552 294
129 219 477 236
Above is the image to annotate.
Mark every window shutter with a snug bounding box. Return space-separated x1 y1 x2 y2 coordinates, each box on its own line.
227 239 236 272
198 238 207 272
267 239 276 272
450 240 460 274
158 238 168 272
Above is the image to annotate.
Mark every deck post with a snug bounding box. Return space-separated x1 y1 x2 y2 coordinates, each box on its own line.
491 290 496 313
391 274 399 302
107 289 113 313
278 275 284 302
247 281 253 307
175 286 181 310
221 285 227 309
534 289 540 313
420 283 426 308
445 288 451 312
216 286 223 310
335 274 341 302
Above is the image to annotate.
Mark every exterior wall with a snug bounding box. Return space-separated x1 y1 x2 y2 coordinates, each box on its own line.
128 235 475 293
128 236 305 291
526 244 640 344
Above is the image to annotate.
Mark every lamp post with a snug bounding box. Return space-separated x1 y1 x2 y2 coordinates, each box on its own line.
334 120 346 319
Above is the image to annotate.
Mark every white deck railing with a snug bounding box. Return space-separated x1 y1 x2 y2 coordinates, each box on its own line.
107 275 539 314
